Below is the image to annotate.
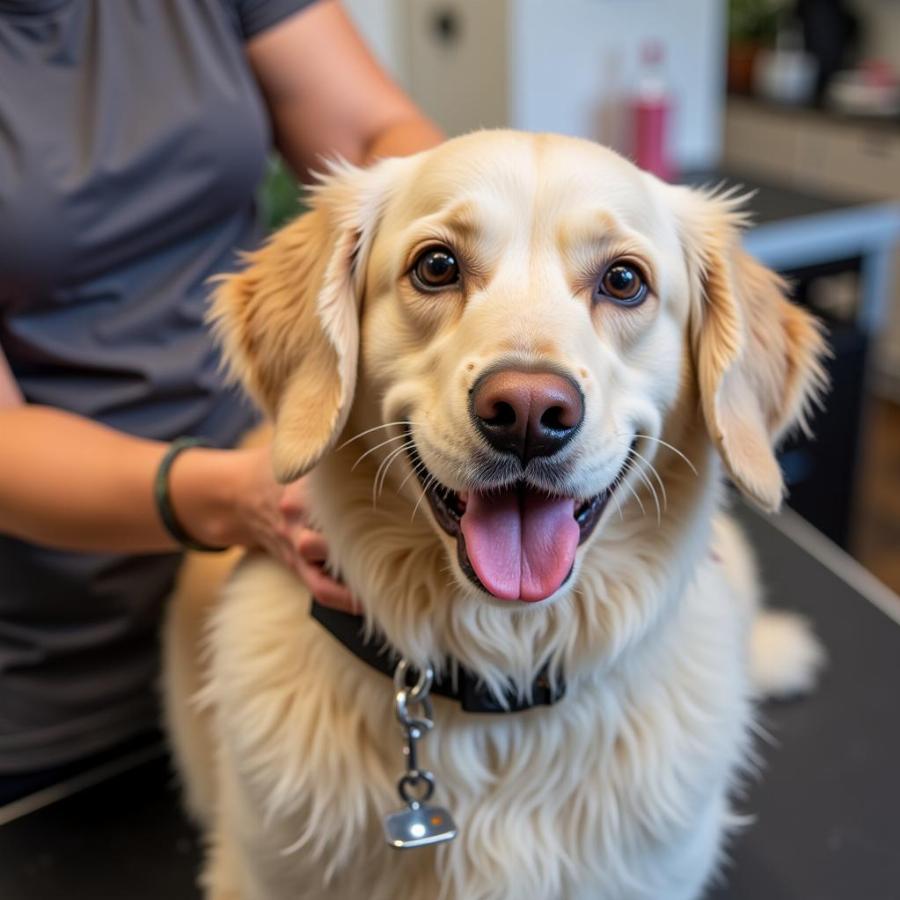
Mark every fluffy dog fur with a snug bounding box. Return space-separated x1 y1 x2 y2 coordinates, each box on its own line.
164 131 827 900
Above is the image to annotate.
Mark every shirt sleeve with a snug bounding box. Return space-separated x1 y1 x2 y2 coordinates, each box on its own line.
232 0 320 40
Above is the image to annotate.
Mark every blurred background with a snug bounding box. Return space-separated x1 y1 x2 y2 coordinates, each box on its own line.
273 0 900 592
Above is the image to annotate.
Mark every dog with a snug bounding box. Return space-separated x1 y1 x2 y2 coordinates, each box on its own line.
164 130 827 900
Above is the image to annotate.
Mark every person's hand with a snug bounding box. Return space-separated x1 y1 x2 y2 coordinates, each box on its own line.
173 445 358 613
277 476 359 612
236 448 358 612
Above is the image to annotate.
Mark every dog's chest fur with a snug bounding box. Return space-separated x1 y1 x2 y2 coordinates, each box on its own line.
205 471 752 900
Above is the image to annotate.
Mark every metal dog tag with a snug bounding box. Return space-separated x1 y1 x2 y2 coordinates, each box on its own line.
383 801 458 849
383 659 459 850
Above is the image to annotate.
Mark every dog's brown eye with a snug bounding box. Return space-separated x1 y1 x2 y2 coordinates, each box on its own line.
597 263 647 306
411 247 460 291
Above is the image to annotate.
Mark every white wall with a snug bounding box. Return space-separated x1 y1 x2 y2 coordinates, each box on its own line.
344 0 727 171
510 0 727 170
341 0 403 78
403 0 511 137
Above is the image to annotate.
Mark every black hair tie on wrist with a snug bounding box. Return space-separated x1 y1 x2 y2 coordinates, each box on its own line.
154 437 228 553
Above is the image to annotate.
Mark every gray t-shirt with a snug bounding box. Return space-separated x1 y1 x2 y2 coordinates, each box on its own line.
0 0 315 772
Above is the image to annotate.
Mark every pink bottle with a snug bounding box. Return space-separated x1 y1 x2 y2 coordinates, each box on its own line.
632 41 673 181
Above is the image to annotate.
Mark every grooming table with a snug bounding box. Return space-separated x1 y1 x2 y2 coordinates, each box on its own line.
1 506 898 899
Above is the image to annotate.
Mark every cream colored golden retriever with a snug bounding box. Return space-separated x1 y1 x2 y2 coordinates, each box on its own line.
165 131 827 900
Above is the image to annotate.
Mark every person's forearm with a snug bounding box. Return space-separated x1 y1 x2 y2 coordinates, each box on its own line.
0 350 23 406
248 0 444 179
0 406 238 552
362 115 444 164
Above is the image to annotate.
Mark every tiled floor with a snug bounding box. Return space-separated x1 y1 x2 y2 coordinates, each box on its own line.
854 397 900 595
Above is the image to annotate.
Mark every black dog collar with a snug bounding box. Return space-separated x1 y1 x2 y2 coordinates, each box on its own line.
310 601 566 714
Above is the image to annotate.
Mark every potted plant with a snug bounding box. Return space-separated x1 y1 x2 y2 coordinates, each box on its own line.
727 0 783 94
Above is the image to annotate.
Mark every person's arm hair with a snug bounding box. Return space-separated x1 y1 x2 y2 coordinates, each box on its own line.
246 0 444 179
0 344 253 552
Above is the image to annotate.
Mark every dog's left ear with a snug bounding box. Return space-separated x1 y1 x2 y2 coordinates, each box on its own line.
674 187 828 512
211 157 409 482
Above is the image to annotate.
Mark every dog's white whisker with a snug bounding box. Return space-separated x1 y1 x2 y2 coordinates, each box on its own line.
351 432 410 471
372 447 398 497
653 469 669 513
631 459 660 522
377 442 415 499
372 441 413 504
624 443 669 520
627 448 664 524
337 420 416 451
626 447 662 525
644 460 669 515
397 456 429 494
631 433 699 476
620 475 646 519
411 472 439 522
372 446 400 508
608 473 625 521
411 487 429 522
279 833 309 857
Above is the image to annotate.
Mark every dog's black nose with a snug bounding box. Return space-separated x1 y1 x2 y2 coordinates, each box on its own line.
471 369 584 463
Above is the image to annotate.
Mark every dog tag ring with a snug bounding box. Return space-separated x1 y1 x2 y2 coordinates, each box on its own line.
383 660 458 849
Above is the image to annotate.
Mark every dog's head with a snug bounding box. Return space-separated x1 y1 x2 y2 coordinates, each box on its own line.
215 131 825 609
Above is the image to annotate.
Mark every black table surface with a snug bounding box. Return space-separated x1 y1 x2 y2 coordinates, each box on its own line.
681 170 868 226
2 507 899 900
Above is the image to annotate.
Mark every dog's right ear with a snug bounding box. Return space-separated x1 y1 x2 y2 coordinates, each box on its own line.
211 158 408 482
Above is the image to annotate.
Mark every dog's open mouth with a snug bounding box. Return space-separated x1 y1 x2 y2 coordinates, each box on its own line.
405 436 626 604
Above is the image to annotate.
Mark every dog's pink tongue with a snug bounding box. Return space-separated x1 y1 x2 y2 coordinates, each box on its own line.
460 488 579 602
